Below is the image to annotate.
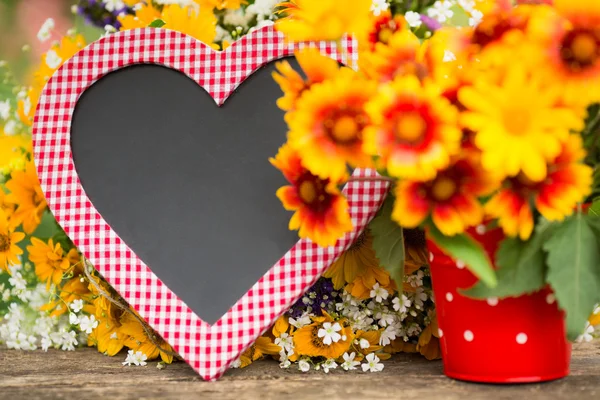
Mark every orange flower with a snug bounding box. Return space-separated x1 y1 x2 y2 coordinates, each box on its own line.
5 162 47 234
292 311 353 359
392 153 499 236
360 28 428 83
364 75 461 181
275 0 372 42
272 48 340 112
0 209 24 274
27 238 77 289
270 144 352 247
486 135 592 240
287 68 376 181
532 0 600 105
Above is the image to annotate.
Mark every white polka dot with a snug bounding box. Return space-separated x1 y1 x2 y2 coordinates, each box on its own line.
438 328 443 338
464 330 474 342
446 292 454 302
486 297 499 306
429 252 434 262
475 224 486 235
456 260 465 269
516 333 528 344
546 293 556 304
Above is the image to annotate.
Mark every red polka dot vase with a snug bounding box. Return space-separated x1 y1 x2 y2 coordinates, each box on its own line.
428 226 571 383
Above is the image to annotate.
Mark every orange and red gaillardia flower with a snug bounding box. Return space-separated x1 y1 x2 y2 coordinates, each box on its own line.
361 10 407 51
486 134 593 240
392 152 499 236
272 48 341 112
270 144 353 247
364 75 461 181
287 68 377 181
531 0 600 106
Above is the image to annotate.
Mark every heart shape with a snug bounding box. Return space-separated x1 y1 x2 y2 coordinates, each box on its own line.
33 27 389 380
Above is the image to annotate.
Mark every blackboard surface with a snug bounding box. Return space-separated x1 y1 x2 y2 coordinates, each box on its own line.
71 61 300 324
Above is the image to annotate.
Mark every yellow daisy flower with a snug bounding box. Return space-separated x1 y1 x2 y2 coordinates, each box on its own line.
120 312 175 363
5 162 47 234
322 230 377 290
194 0 246 10
118 2 162 30
0 209 25 274
27 238 76 289
459 65 584 182
275 0 372 42
0 132 30 175
161 4 218 47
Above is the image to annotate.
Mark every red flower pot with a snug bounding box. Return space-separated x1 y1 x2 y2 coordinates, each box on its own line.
427 227 571 383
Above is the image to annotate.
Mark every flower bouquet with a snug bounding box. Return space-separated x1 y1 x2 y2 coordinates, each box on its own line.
269 0 600 383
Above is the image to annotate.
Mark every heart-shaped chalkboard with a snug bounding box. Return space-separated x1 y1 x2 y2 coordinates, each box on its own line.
33 27 388 381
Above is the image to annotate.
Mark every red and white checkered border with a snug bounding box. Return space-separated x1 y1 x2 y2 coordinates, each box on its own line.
32 26 389 381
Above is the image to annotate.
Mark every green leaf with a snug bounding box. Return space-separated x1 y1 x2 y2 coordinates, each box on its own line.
589 199 600 217
427 224 497 288
369 195 405 289
463 222 554 299
149 19 166 28
544 213 600 341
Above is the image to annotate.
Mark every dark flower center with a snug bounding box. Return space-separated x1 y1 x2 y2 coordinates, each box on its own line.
298 173 332 212
561 29 600 71
324 109 367 145
0 234 10 252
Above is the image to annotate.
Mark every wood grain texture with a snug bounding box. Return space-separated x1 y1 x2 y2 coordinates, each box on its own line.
0 341 599 400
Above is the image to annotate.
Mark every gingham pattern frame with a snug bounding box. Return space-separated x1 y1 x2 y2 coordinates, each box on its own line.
32 26 389 381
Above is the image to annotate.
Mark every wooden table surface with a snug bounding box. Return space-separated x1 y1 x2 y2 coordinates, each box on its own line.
1 341 599 399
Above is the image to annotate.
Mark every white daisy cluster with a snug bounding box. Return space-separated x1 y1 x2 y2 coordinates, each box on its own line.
425 0 483 27
0 264 85 352
216 0 280 43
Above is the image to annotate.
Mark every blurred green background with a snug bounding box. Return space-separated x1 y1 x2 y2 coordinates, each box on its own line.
0 0 102 84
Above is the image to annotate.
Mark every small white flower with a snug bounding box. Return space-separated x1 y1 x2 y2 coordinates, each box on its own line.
379 325 397 346
341 352 361 371
577 323 595 343
298 359 311 372
457 0 476 12
8 273 27 291
4 119 17 135
123 350 148 366
78 315 98 334
69 313 80 325
370 283 389 303
103 0 126 12
37 18 55 42
405 11 422 28
359 338 371 349
318 322 342 345
110 332 119 340
70 299 84 313
371 0 389 16
443 50 457 62
362 353 384 372
289 314 312 329
61 331 78 351
427 0 454 23
392 294 412 313
321 359 338 373
45 50 62 70
230 358 242 368
468 9 484 27
275 332 294 353
40 335 52 352
0 100 10 120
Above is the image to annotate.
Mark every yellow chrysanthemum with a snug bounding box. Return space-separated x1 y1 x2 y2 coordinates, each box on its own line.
161 4 217 46
345 263 396 300
287 68 377 181
0 132 29 175
322 230 377 290
5 162 47 234
0 209 25 274
27 238 77 289
120 312 175 363
459 65 584 182
293 311 353 359
364 75 461 181
88 303 126 357
275 0 372 42
118 2 162 30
